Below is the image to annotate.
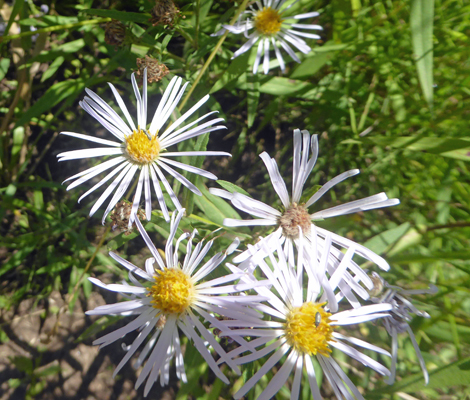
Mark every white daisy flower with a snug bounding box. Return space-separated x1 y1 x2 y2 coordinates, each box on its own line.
210 129 399 291
369 272 437 385
213 0 322 74
86 209 267 396
58 71 229 226
219 235 392 400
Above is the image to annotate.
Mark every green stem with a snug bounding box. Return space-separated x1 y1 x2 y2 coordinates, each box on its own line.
177 0 250 111
0 18 112 43
175 27 195 46
195 0 200 49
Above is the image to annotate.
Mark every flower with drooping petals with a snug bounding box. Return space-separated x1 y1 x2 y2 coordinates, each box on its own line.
210 129 399 311
369 272 437 385
58 71 229 226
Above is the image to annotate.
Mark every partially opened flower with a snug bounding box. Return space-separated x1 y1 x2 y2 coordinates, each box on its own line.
86 209 267 396
219 235 392 400
210 129 399 282
369 272 437 385
213 0 322 74
58 71 229 225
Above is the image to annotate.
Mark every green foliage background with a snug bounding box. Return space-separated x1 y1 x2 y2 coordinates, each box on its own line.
1 0 470 399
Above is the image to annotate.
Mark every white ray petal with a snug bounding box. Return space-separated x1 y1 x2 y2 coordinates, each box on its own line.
158 157 217 180
233 34 260 58
149 164 170 222
306 169 360 207
263 38 270 75
88 277 146 294
223 218 277 227
58 147 123 161
88 163 132 216
108 82 137 131
149 76 180 134
234 344 289 399
253 39 264 74
100 164 138 224
66 158 126 190
160 95 211 140
272 37 286 71
259 350 298 399
60 131 121 147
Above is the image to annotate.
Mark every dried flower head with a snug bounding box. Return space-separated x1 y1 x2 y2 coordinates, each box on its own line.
110 201 146 235
104 20 126 46
150 0 180 27
136 56 169 83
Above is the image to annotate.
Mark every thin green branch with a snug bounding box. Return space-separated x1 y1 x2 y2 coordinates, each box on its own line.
177 0 250 111
0 18 112 43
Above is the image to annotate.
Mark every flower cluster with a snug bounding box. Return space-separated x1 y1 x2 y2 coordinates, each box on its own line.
57 8 435 394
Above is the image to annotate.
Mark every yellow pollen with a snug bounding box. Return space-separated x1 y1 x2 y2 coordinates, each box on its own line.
148 268 195 314
284 302 334 356
124 128 160 164
254 7 282 36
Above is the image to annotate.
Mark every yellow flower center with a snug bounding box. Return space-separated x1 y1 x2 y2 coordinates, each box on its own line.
254 7 282 36
124 128 160 164
284 302 334 356
148 268 195 314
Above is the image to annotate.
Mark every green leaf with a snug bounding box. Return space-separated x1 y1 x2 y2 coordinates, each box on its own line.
19 18 48 27
84 9 151 24
343 136 470 160
371 357 470 395
290 52 331 80
75 315 121 343
40 56 65 82
55 38 86 53
11 126 25 158
426 321 470 343
210 51 251 94
15 78 86 127
389 251 470 264
193 189 234 226
259 77 319 100
410 0 434 108
216 180 250 196
0 58 11 81
363 223 411 256
36 364 61 377
246 74 260 128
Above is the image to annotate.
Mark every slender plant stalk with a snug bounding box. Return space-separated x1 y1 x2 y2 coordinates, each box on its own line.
0 18 112 43
195 0 201 49
177 0 250 111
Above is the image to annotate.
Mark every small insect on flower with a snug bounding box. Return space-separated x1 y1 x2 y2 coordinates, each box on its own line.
315 312 321 328
57 71 230 226
217 235 393 400
213 0 323 74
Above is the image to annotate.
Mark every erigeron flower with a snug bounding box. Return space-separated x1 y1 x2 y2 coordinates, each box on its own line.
369 272 437 385
210 129 400 307
58 71 229 226
86 209 267 396
213 0 322 74
219 235 392 400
